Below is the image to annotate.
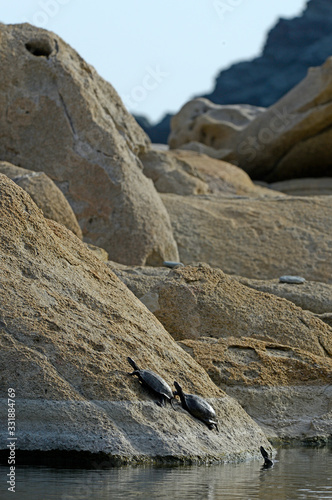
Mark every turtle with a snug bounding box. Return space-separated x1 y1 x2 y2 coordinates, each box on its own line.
260 446 274 468
173 381 219 431
127 357 174 407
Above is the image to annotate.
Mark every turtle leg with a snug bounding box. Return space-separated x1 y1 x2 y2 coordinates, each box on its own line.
170 397 177 411
156 395 166 407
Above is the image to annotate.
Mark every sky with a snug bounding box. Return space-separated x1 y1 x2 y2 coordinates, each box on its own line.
1 0 306 123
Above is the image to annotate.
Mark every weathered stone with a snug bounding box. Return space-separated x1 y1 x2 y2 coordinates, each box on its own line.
181 335 332 440
140 264 332 357
0 23 178 265
161 193 332 283
179 336 332 388
0 161 82 238
168 59 332 183
236 277 332 315
279 276 306 284
109 263 170 298
234 56 332 181
168 98 265 154
140 149 209 195
136 0 332 145
268 178 332 196
142 149 281 197
0 175 269 462
85 243 109 262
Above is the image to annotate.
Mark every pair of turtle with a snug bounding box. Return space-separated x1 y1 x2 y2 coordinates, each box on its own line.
127 357 219 431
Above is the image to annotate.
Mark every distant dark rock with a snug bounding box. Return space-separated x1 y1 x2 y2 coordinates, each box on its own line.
134 114 172 144
204 0 332 107
138 0 332 144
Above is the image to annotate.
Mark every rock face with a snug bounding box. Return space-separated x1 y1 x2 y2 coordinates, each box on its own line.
236 277 332 316
138 264 332 357
141 149 282 197
168 98 265 153
0 175 269 463
234 57 332 182
268 178 332 196
133 264 332 441
0 23 178 265
169 57 332 182
0 161 82 238
180 338 332 442
161 193 332 283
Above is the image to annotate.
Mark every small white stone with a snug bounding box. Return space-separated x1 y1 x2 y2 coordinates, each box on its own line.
279 275 306 284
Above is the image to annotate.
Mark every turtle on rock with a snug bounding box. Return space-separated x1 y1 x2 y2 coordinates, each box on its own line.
173 381 219 431
127 357 174 407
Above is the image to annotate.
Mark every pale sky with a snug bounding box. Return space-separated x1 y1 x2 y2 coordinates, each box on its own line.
1 0 306 122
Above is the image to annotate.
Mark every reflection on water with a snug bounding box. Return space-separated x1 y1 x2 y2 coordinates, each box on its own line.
0 447 331 500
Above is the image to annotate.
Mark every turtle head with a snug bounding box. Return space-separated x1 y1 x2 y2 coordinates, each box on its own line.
127 357 139 371
173 381 183 396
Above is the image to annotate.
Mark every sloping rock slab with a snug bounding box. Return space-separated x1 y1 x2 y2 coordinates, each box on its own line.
0 23 178 265
234 56 332 181
139 264 332 357
0 161 82 238
161 193 332 283
236 276 332 315
0 397 267 465
0 175 268 463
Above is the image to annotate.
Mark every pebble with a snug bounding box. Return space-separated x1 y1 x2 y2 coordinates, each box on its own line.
279 275 306 284
163 261 184 269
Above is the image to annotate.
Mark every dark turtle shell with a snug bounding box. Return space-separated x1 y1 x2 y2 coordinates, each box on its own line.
127 357 173 405
184 394 218 427
138 369 173 400
174 381 219 430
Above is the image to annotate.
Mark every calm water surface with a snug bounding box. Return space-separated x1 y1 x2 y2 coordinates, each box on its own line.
1 447 331 499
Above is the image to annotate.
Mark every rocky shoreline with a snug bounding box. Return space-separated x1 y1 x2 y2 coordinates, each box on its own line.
0 22 331 466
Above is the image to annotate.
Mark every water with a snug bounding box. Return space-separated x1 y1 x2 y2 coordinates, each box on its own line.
1 447 331 499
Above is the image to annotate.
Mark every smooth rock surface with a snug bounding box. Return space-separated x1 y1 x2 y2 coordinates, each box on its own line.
161 193 332 283
234 56 332 181
141 149 281 197
139 264 332 357
168 98 265 153
0 23 178 265
0 175 268 462
268 178 332 196
0 161 82 238
236 277 332 315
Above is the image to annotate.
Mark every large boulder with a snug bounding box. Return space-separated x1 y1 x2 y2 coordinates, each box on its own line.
138 264 332 357
168 57 332 183
161 193 332 283
234 56 332 181
141 149 282 197
168 98 265 154
0 175 269 463
268 178 332 196
180 337 332 441
236 276 332 315
136 264 332 441
0 161 82 238
0 23 178 265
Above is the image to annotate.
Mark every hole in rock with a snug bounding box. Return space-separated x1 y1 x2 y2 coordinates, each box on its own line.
25 39 53 58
